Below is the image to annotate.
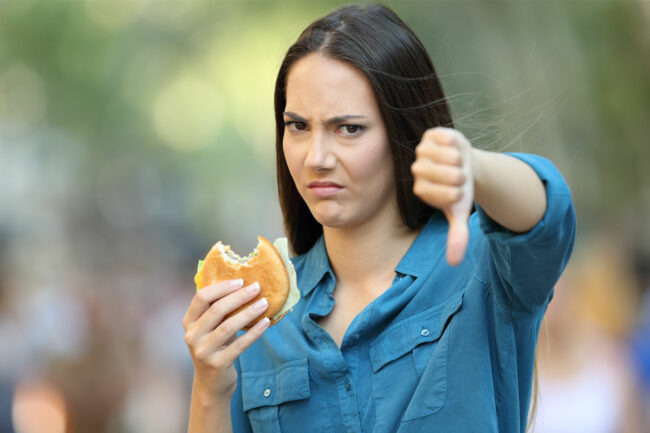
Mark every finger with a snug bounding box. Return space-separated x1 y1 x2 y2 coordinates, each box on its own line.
411 159 466 186
445 211 470 266
415 143 462 166
203 296 269 354
413 179 463 209
219 317 271 366
193 282 262 336
183 279 244 327
423 127 458 147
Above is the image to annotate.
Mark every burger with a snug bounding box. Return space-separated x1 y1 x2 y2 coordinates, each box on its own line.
194 236 300 329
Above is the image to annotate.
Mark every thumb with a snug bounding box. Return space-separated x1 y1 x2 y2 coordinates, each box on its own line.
444 210 469 266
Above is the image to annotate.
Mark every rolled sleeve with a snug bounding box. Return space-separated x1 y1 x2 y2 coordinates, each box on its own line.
474 152 577 314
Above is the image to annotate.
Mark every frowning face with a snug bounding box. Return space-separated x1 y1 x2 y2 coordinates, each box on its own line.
282 53 397 230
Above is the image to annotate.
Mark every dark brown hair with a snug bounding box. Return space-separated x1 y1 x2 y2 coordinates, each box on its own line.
274 2 454 255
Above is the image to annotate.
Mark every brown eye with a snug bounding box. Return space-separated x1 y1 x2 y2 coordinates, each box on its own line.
339 124 366 136
285 121 307 132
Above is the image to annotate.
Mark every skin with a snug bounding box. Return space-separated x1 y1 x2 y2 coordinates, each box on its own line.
282 53 420 301
184 280 269 433
184 52 548 431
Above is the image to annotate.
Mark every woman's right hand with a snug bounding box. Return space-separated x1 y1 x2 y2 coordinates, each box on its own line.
183 279 270 399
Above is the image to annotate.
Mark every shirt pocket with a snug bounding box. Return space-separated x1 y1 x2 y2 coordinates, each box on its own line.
240 358 311 433
369 292 464 427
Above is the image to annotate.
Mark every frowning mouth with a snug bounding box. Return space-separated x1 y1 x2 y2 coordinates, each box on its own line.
308 181 343 197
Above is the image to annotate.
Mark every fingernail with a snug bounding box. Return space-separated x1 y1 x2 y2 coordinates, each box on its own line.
230 279 244 288
246 282 260 294
251 297 268 311
255 317 270 330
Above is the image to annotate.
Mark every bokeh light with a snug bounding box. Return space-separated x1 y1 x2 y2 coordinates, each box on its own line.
0 1 649 431
153 73 224 151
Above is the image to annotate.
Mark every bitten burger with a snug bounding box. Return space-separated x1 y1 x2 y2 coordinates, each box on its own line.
194 236 300 330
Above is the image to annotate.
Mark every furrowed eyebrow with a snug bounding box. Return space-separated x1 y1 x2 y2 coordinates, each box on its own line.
283 111 368 125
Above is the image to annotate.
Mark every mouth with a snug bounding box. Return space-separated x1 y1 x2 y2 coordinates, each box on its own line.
308 181 343 198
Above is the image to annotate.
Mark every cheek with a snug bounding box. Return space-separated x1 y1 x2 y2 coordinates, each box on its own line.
349 142 393 186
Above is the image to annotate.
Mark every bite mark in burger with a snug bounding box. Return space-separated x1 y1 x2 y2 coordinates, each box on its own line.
194 236 300 329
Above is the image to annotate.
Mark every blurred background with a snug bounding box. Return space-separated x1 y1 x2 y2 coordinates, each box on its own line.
0 0 648 432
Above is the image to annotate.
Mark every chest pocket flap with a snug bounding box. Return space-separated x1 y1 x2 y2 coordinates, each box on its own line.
241 358 310 411
369 292 464 373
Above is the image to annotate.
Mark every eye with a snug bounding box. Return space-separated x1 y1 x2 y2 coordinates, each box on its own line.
338 124 366 137
284 121 307 132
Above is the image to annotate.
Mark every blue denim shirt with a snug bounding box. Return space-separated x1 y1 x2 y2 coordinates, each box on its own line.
231 153 576 433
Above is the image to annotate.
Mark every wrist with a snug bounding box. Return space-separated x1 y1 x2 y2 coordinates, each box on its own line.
471 147 488 203
192 376 234 406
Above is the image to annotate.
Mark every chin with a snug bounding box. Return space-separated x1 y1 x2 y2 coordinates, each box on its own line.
308 203 349 228
311 208 369 230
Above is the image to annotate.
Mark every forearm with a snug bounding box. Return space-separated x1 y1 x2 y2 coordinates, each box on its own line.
472 148 547 233
188 377 234 433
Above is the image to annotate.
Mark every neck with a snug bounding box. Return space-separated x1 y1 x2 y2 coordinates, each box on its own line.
322 215 420 293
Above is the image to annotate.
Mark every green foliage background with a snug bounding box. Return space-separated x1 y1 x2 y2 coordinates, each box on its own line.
1 1 649 430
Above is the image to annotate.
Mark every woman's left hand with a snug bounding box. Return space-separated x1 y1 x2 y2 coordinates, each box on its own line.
411 127 474 266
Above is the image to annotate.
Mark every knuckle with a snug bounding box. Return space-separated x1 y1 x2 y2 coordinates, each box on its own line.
219 320 235 337
195 345 209 362
451 170 465 185
196 290 210 305
231 336 249 355
424 128 438 139
208 300 225 318
448 188 462 202
211 356 228 372
184 329 197 346
451 151 463 166
412 181 423 196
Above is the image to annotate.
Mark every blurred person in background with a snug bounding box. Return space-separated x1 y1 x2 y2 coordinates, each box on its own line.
532 236 645 433
183 3 576 433
629 249 650 429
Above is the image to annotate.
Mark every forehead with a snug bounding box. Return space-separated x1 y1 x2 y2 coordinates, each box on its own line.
285 53 379 117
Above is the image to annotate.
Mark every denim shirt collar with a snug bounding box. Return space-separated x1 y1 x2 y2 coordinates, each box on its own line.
299 214 448 297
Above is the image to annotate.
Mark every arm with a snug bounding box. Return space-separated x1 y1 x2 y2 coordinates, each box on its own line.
412 127 573 267
188 378 233 433
183 280 269 433
471 147 547 233
412 127 576 311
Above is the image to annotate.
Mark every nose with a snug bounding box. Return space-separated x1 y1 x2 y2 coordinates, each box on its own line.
305 132 336 172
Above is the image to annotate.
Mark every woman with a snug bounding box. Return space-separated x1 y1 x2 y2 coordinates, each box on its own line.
183 3 576 432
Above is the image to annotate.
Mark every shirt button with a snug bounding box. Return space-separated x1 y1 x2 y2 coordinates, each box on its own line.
263 388 271 398
421 328 430 337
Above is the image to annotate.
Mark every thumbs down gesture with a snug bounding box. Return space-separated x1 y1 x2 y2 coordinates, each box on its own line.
411 127 474 266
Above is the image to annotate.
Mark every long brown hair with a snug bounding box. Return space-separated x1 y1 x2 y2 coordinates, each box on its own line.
274 2 453 255
273 3 540 428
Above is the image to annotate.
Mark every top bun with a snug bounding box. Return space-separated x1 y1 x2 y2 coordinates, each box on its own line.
195 236 291 330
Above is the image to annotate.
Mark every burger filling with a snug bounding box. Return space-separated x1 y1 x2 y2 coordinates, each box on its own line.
272 238 300 320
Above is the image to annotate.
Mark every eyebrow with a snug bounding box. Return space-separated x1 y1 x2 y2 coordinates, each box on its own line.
283 111 369 124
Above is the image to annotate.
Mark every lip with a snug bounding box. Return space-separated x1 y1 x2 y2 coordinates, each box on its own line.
308 181 343 198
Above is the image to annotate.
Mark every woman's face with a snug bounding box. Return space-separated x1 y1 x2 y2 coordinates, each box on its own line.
282 53 396 230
